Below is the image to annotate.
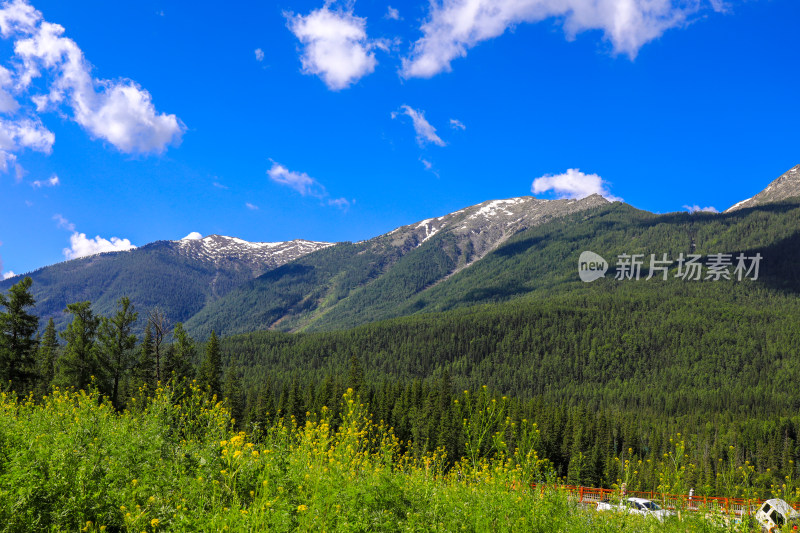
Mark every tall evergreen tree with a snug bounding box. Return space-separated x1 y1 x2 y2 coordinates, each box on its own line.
57 301 102 391
98 296 138 408
164 322 195 383
0 276 39 393
223 367 245 428
347 354 364 394
198 330 221 398
135 324 156 391
251 378 277 429
36 318 58 396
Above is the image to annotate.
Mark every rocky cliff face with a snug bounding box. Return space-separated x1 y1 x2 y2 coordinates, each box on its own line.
726 165 800 212
366 194 610 275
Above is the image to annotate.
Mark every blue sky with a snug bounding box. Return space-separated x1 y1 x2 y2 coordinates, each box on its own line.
0 0 797 277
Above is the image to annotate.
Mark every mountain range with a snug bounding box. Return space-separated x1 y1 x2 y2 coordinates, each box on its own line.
3 164 799 337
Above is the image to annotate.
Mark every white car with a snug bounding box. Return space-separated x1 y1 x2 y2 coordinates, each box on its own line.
597 497 674 522
754 499 800 532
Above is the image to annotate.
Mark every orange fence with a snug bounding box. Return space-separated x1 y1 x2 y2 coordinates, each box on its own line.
530 484 800 517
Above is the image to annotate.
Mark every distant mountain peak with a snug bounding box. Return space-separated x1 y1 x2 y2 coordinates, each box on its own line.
171 234 332 274
726 164 800 212
367 194 610 283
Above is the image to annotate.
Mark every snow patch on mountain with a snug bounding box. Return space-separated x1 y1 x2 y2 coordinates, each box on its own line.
468 198 528 220
173 234 332 274
726 197 753 212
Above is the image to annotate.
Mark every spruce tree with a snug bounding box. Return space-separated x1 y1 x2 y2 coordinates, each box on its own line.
223 368 245 428
252 379 276 429
98 297 138 408
0 276 39 393
347 354 364 394
58 301 101 391
135 324 156 392
36 318 58 396
164 322 195 383
198 330 221 398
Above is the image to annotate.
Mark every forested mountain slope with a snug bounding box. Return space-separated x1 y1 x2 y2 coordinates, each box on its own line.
190 195 800 337
185 195 609 336
0 236 330 331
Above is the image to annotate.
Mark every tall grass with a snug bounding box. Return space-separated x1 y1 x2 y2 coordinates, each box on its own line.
0 384 757 532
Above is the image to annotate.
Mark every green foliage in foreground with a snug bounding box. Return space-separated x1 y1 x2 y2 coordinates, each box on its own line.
0 385 759 532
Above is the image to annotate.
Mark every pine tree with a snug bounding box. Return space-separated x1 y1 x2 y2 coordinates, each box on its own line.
164 322 195 383
347 354 364 393
57 301 102 391
223 368 245 428
36 318 58 397
252 379 277 429
198 330 221 398
98 296 138 408
0 276 39 393
135 324 156 392
287 379 303 424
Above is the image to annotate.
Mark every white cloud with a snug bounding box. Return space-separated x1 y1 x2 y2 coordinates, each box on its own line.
531 168 621 201
327 197 350 210
0 0 183 158
0 116 54 172
385 6 400 20
255 48 264 61
0 0 38 38
31 172 57 187
245 202 259 210
2 270 15 280
70 82 184 154
419 157 440 177
267 159 350 209
63 231 136 260
267 160 325 197
52 212 74 231
708 0 727 13
683 204 718 213
402 0 703 78
450 118 466 130
212 181 228 189
181 231 202 240
0 65 19 113
393 105 446 147
286 4 377 90
53 211 136 259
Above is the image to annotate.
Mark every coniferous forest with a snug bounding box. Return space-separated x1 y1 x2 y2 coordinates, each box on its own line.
2 268 800 531
0 0 794 527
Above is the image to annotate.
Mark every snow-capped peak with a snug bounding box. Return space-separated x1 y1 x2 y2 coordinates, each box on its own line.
172 234 332 274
